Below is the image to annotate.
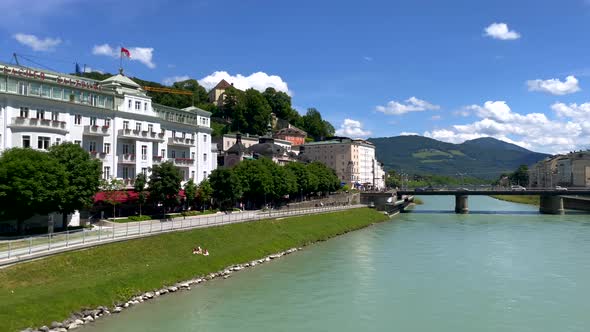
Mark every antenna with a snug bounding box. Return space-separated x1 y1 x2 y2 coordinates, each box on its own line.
12 53 19 66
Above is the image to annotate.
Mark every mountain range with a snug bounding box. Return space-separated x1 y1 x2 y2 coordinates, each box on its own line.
368 136 550 179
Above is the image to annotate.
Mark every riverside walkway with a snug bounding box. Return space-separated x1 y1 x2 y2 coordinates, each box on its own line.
0 204 362 267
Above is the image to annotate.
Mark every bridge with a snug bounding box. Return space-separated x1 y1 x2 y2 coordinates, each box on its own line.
396 189 590 214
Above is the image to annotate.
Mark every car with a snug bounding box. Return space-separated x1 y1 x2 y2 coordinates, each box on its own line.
458 187 470 191
555 186 568 191
511 185 526 191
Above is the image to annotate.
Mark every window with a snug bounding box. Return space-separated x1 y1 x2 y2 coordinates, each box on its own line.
191 133 195 140
148 124 153 132
171 150 176 158
22 135 30 148
90 117 97 126
55 138 61 146
103 166 110 179
90 94 97 106
203 134 207 142
122 144 130 155
89 141 97 152
104 118 111 127
128 100 132 109
74 114 82 125
182 132 186 139
135 101 141 110
135 122 142 131
203 171 207 179
36 109 45 119
144 102 147 111
141 145 147 160
161 149 165 157
172 130 176 138
142 168 147 175
38 136 50 150
123 167 130 179
123 121 129 130
180 169 186 179
191 152 196 160
19 107 29 118
181 151 186 158
51 112 59 121
204 153 207 162
74 140 82 146
18 82 28 95
104 143 111 154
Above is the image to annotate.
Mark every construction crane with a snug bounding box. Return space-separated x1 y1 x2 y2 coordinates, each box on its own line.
142 86 193 96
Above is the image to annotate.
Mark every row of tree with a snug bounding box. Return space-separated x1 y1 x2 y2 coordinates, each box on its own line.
0 144 102 233
208 159 341 210
495 164 529 186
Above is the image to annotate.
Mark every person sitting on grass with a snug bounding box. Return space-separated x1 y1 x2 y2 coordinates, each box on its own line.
192 246 203 255
203 249 209 256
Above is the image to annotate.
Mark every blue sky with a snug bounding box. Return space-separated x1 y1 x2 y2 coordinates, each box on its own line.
2 0 590 153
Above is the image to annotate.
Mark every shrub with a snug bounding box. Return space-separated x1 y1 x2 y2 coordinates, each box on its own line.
128 215 152 222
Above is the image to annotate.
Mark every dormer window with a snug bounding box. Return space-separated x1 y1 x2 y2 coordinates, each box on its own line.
128 100 131 109
135 101 141 110
144 102 147 111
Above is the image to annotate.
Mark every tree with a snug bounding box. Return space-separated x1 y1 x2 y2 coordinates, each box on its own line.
196 179 213 210
101 178 127 220
262 88 298 122
386 170 401 188
243 89 272 135
183 178 197 210
134 173 148 216
148 161 182 213
49 142 102 227
509 164 529 186
233 159 273 207
209 168 242 211
0 148 67 234
307 161 340 195
301 108 335 141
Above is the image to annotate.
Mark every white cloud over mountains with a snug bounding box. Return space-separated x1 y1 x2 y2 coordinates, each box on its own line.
163 75 190 86
335 119 371 137
484 23 521 40
527 75 580 95
376 97 440 115
198 71 291 95
13 33 61 51
92 44 156 69
423 100 588 153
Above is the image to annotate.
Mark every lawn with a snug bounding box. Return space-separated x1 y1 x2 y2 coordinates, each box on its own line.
491 195 540 206
0 208 388 332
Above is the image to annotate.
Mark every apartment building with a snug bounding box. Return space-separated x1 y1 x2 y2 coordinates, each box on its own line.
529 151 590 188
0 62 217 187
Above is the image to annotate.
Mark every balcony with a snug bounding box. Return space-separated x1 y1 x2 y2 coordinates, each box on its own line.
118 129 165 142
84 125 111 136
124 178 136 187
168 137 195 147
89 151 108 160
118 154 136 164
152 156 164 164
173 158 194 166
9 117 68 134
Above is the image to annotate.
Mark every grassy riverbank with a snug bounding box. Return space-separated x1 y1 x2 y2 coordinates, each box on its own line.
491 195 540 206
0 208 388 332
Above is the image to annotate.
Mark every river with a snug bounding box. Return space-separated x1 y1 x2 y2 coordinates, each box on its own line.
82 196 590 332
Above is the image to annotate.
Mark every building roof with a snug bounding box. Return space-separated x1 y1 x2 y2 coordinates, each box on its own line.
248 141 286 158
213 79 232 90
275 126 307 137
100 74 141 88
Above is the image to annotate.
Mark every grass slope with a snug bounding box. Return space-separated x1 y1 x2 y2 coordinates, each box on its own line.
0 208 388 332
491 195 540 206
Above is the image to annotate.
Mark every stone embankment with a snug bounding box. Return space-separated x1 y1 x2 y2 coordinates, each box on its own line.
20 247 302 332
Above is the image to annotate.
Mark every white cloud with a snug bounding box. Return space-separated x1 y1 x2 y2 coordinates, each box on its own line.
84 66 103 74
13 33 61 51
198 71 291 95
430 115 442 121
92 44 156 69
453 108 471 117
376 97 440 115
527 76 580 95
484 22 521 40
399 132 419 136
163 75 190 86
423 100 587 153
335 119 372 137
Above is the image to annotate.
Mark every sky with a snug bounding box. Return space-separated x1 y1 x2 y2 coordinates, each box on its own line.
2 0 590 154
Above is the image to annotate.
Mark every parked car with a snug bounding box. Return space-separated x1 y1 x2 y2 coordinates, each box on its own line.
511 185 526 191
555 186 568 191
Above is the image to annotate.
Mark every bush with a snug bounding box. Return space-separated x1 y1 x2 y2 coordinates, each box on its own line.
128 215 152 222
181 211 200 217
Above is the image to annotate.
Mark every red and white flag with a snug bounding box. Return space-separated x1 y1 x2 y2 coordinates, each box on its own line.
120 47 131 58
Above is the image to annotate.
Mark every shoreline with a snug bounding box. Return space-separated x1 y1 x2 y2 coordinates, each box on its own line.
3 208 389 332
490 195 540 206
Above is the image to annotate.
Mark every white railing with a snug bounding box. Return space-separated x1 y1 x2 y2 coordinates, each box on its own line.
11 117 68 133
0 204 362 266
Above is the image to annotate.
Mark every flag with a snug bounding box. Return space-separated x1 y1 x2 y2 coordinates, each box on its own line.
120 47 131 58
75 63 81 75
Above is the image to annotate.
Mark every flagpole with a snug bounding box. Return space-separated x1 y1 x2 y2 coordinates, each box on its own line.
119 46 123 75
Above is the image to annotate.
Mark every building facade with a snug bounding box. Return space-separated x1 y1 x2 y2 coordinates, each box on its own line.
0 63 217 188
207 79 232 107
529 151 590 188
274 126 307 146
302 137 386 190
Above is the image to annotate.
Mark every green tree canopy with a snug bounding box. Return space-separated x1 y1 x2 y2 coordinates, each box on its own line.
196 179 213 209
209 168 242 210
0 148 68 233
301 108 335 141
183 178 198 209
134 173 148 216
148 161 182 212
48 142 102 226
262 87 299 123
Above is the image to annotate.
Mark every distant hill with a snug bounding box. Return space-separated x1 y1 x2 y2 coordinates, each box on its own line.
368 135 549 179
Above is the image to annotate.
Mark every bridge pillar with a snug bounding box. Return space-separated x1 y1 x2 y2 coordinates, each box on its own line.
539 195 564 215
455 195 469 214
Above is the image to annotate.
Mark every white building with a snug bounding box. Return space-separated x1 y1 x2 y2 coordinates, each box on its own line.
0 63 217 188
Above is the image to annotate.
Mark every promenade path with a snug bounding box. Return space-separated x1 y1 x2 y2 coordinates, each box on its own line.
0 204 364 267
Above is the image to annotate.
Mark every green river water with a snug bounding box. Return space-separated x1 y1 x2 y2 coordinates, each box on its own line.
82 196 590 331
